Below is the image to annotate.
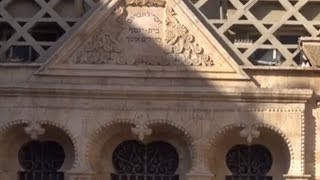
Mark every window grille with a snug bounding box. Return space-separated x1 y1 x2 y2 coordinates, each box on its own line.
112 140 179 180
225 144 273 180
18 141 65 180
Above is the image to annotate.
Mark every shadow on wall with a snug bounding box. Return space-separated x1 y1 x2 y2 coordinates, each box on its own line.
0 0 317 179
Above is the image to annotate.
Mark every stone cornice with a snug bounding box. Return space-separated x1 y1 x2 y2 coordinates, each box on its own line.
0 84 313 103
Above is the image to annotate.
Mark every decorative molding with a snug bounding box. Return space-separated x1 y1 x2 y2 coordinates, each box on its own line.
207 123 295 172
164 7 214 66
301 111 306 174
125 0 165 7
86 118 195 172
24 122 45 140
239 123 260 144
131 112 152 141
0 119 80 170
0 85 313 103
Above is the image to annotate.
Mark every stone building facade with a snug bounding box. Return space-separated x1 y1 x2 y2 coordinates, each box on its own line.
0 0 320 180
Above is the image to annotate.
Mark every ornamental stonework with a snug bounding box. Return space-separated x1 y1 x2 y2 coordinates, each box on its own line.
68 1 214 66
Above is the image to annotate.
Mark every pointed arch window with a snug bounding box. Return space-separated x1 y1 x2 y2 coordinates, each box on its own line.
18 141 65 180
226 144 273 180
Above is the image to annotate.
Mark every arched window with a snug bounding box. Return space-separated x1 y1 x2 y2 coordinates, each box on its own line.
112 140 179 180
18 141 65 180
226 144 273 180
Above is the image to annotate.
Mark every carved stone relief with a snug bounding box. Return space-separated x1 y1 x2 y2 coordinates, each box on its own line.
131 112 152 141
239 124 260 144
24 122 46 140
68 1 214 66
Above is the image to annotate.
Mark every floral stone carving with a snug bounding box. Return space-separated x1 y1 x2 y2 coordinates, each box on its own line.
70 6 126 64
240 124 260 144
68 4 214 66
24 122 46 140
131 112 152 141
164 7 214 66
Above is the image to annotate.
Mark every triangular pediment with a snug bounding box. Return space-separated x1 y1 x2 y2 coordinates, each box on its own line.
36 0 249 80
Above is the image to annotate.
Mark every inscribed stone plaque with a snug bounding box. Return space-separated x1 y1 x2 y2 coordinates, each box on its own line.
123 7 165 64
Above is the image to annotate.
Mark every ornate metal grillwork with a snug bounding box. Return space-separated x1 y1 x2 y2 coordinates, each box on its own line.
185 0 320 67
112 140 179 180
226 144 272 180
18 140 65 180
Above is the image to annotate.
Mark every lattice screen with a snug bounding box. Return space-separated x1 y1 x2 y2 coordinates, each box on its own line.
188 0 320 67
0 0 99 63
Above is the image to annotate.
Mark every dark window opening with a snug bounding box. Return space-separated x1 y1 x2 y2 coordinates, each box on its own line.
29 22 65 42
18 141 65 180
0 22 15 41
5 45 39 62
226 144 273 180
111 140 179 180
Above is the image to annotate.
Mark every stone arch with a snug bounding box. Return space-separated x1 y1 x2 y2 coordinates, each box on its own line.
0 119 78 177
206 123 293 180
86 118 195 179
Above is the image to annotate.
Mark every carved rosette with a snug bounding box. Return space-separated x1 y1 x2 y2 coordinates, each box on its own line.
164 7 214 66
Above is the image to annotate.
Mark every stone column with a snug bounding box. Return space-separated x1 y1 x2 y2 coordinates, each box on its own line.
186 143 214 180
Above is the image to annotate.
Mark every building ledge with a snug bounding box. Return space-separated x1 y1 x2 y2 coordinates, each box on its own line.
0 83 313 103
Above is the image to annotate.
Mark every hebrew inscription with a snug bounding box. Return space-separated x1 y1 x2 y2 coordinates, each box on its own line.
69 2 214 66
